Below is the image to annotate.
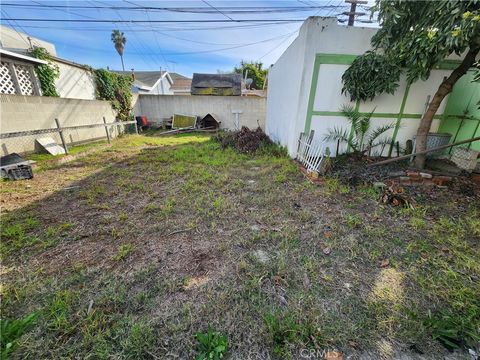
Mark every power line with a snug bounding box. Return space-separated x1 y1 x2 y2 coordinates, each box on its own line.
0 18 309 23
14 21 304 32
257 32 298 61
37 31 299 57
201 0 235 21
0 3 347 14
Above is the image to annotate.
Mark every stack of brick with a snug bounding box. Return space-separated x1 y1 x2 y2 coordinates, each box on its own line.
398 171 452 186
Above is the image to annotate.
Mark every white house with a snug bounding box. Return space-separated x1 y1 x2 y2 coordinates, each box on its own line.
266 17 466 157
115 70 192 96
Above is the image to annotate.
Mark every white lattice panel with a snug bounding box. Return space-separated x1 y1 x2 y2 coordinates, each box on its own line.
14 64 34 95
0 62 17 94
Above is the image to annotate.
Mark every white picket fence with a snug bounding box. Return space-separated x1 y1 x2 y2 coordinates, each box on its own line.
297 131 325 172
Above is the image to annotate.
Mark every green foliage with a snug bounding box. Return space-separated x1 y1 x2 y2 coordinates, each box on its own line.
94 69 133 121
342 1 480 101
29 47 60 97
1 313 38 359
113 243 135 261
234 61 267 89
342 51 401 101
323 105 395 155
194 326 228 360
111 29 126 56
425 306 480 349
264 311 322 356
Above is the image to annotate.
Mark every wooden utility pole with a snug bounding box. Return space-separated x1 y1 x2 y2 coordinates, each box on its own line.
344 0 367 26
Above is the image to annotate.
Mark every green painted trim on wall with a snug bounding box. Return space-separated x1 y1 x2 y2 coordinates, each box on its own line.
434 59 463 70
310 110 443 120
389 83 411 157
304 56 321 133
316 54 358 64
313 53 461 68
303 52 463 136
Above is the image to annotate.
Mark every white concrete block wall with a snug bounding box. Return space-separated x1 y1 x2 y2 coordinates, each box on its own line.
54 62 96 100
135 95 266 130
0 94 116 155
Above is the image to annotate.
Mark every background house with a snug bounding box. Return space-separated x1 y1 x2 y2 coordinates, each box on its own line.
191 73 242 96
0 25 96 100
169 73 192 95
266 17 479 157
115 70 192 95
115 70 173 95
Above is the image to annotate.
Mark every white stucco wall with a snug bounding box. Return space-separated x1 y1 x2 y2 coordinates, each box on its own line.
0 94 117 155
265 24 307 155
266 17 461 157
54 61 96 100
0 25 57 56
135 95 266 130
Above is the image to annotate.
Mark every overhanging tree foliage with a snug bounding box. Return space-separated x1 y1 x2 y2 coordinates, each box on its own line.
342 0 480 168
234 61 268 89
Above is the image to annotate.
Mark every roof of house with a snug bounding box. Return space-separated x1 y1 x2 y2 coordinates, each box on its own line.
0 48 47 65
114 70 192 92
191 73 242 96
170 78 192 92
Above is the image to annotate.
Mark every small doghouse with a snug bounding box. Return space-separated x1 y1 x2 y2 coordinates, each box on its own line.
198 113 221 129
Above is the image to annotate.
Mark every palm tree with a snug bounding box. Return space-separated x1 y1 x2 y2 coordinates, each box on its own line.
324 105 395 157
111 30 126 71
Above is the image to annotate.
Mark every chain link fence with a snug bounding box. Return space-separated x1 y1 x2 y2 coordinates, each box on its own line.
0 120 137 156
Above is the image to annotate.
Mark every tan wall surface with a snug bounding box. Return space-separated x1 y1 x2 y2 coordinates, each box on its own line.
55 62 96 100
135 95 266 130
0 94 116 155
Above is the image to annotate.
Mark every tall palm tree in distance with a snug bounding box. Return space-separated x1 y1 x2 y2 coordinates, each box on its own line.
111 30 126 71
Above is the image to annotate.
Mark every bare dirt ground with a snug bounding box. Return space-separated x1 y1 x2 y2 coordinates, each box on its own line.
1 133 479 359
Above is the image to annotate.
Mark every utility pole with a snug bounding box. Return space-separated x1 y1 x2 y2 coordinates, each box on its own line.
344 0 367 26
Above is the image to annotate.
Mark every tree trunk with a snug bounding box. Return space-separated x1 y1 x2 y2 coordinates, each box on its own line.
120 55 125 71
413 47 479 169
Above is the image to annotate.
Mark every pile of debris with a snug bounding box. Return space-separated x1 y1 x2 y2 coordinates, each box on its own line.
213 127 275 154
330 154 409 186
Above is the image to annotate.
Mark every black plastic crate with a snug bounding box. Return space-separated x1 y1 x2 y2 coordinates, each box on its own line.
0 153 34 180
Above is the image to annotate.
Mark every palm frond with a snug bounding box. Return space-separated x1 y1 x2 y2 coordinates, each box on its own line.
324 126 359 152
340 104 361 131
359 107 376 135
367 123 395 145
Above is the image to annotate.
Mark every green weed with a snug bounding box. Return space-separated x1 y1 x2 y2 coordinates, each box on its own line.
0 312 38 359
345 213 362 228
195 326 228 360
113 243 135 261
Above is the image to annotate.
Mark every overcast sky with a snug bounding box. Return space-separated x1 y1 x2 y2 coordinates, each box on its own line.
1 0 375 77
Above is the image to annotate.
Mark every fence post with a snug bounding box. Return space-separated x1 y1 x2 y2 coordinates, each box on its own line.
116 119 121 138
103 117 111 144
134 119 139 135
55 118 69 154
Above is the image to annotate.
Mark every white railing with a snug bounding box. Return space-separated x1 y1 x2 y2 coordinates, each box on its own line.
297 131 325 172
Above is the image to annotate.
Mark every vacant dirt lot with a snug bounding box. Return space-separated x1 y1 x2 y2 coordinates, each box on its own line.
1 133 479 359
